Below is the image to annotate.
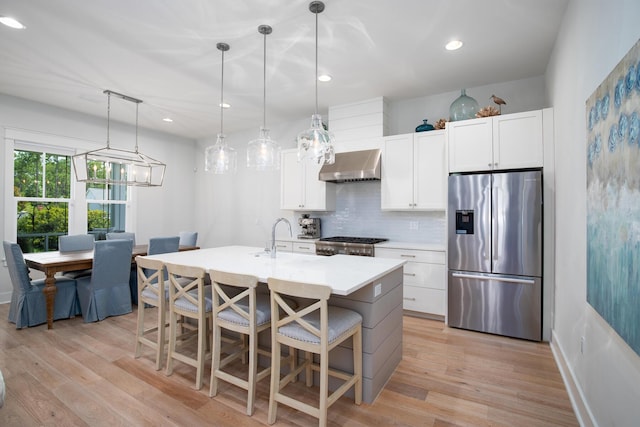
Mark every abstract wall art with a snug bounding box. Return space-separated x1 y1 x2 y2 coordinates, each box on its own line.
586 38 640 357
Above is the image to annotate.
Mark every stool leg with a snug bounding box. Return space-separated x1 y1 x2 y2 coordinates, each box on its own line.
156 304 166 371
247 331 257 415
195 315 206 390
134 300 145 359
209 320 222 397
319 350 329 427
166 308 177 376
267 339 281 424
354 328 362 405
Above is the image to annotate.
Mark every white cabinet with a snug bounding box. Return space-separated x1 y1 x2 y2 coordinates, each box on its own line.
376 247 446 317
280 149 335 211
274 240 316 255
448 109 543 173
381 130 446 210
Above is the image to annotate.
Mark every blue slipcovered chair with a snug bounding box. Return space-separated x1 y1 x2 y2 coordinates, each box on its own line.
106 232 136 245
76 239 133 322
148 236 180 256
59 234 95 279
4 240 80 329
178 231 198 247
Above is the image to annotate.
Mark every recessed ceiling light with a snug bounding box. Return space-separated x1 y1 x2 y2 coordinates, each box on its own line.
0 16 26 29
445 40 463 51
162 117 173 123
219 103 231 109
318 74 332 82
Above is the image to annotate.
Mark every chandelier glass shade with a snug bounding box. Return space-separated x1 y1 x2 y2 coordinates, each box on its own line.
297 1 335 165
72 90 166 187
247 24 281 171
205 42 237 174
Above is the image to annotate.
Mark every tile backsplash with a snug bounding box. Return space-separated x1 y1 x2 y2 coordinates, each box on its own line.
311 181 445 244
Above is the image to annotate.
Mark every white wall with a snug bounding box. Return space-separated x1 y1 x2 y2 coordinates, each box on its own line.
0 94 197 302
546 0 640 425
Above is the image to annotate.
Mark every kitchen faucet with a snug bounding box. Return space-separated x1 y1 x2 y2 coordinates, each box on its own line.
270 217 292 258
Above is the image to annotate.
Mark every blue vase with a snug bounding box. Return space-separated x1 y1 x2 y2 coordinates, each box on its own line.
415 119 435 132
449 89 479 121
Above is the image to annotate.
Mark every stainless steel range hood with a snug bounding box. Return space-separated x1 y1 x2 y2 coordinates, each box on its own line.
318 149 381 183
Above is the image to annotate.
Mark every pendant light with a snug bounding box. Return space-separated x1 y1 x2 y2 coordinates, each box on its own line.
247 25 281 171
72 90 166 187
205 42 237 174
296 1 335 165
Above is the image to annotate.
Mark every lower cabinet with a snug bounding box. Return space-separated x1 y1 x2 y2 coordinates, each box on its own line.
275 240 316 255
376 247 446 317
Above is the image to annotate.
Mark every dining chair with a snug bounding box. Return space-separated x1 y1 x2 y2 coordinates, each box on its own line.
134 256 169 370
208 270 272 415
106 232 137 303
267 278 362 427
58 234 95 279
178 231 198 247
165 262 213 390
3 240 80 328
148 236 180 255
76 239 133 322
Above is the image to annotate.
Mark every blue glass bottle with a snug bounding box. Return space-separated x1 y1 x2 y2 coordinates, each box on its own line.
449 89 479 121
415 119 435 132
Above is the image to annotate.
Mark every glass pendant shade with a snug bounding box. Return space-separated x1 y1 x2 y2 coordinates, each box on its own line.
297 1 335 165
247 24 281 171
72 90 165 187
297 113 335 164
205 133 237 174
247 127 280 170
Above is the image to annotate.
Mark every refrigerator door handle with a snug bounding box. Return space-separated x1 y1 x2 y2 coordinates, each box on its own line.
492 185 499 263
483 186 492 263
451 272 536 285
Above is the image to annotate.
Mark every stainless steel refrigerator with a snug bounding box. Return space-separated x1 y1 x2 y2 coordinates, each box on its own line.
448 170 542 341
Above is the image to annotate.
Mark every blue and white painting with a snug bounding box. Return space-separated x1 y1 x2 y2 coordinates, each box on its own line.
586 38 640 357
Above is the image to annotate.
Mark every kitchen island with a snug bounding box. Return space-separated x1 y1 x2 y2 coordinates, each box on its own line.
139 245 405 403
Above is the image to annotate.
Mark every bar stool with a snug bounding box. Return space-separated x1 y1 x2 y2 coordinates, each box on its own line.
165 262 212 390
267 278 362 427
208 270 271 415
134 256 168 370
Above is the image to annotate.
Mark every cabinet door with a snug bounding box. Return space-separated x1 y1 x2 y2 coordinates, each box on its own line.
414 131 446 210
302 159 335 211
448 117 493 172
293 242 316 254
280 150 304 209
493 110 543 169
381 134 414 210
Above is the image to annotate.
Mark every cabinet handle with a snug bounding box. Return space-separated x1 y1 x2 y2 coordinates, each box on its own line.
403 297 416 301
404 273 416 277
298 246 310 250
400 254 416 258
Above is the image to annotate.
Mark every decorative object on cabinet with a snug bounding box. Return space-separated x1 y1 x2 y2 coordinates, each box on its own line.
476 106 501 118
449 88 479 121
415 119 435 132
586 38 640 358
72 90 166 187
204 42 237 174
434 118 447 130
490 94 507 113
247 25 281 171
296 1 336 166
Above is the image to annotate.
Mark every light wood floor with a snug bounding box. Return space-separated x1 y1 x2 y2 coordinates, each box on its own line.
0 303 578 426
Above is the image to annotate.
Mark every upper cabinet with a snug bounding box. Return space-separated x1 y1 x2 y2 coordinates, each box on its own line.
280 149 336 211
448 109 544 173
381 130 446 211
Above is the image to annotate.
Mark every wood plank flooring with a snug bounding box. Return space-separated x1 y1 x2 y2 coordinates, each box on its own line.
0 303 578 426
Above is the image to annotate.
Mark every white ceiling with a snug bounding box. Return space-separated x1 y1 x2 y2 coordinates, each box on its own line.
0 0 568 140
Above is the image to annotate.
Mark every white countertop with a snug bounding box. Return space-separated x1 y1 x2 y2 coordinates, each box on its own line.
376 241 446 252
140 245 405 296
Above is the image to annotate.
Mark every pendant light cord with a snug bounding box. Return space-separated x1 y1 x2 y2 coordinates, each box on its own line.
314 10 319 115
135 102 139 153
263 30 267 128
106 92 111 149
220 47 225 136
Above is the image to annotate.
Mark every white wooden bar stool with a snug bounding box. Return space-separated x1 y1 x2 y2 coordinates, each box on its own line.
267 278 362 427
208 270 272 415
134 256 169 370
165 262 212 390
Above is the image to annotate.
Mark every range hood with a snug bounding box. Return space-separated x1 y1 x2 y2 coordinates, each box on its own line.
318 149 381 183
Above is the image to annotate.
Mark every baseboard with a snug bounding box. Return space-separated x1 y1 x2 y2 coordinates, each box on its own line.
0 291 11 305
550 329 596 427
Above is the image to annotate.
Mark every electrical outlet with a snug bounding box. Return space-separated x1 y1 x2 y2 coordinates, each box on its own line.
409 221 419 230
374 283 382 297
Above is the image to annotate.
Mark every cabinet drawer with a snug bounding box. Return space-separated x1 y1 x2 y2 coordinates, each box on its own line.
376 248 445 264
274 241 293 252
402 262 446 290
293 242 316 254
403 286 445 315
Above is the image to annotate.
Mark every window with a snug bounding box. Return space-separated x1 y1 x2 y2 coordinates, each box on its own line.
14 149 71 252
86 175 128 241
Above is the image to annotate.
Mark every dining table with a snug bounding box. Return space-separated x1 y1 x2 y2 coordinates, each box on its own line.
22 244 198 329
139 245 406 404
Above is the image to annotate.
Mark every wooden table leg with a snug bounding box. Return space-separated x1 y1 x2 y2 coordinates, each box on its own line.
43 272 57 329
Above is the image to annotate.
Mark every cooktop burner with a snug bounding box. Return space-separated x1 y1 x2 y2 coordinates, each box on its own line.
318 236 388 245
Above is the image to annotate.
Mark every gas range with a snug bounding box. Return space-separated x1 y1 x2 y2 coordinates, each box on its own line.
315 236 388 257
